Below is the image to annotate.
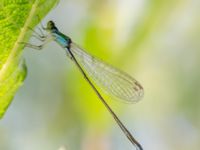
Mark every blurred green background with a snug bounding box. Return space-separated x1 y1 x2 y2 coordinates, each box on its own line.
1 0 200 150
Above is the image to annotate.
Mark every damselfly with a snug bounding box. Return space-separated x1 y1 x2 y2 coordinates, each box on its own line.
21 20 144 150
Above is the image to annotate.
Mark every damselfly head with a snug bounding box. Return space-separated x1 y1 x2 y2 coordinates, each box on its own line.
46 20 58 31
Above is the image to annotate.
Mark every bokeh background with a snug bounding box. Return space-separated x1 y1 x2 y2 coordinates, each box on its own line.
1 0 200 150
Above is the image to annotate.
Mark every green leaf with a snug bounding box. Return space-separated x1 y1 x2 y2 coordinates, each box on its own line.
0 0 59 119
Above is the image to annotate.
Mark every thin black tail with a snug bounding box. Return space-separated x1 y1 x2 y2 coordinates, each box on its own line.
67 46 143 150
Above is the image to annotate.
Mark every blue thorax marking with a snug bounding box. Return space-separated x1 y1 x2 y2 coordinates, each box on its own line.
51 29 71 48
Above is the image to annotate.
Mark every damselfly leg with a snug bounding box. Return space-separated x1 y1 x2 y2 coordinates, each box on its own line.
19 36 54 50
27 26 46 41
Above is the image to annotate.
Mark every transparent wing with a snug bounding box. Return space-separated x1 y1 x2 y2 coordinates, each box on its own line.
69 42 144 103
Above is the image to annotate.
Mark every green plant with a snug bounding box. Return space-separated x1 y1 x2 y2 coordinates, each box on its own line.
0 0 59 118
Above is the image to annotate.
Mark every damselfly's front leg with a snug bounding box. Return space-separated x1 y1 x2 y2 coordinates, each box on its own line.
27 26 47 42
26 15 47 41
19 36 54 50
